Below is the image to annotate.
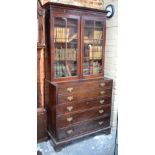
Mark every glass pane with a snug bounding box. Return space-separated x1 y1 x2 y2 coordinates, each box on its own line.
54 17 78 78
85 20 94 27
68 18 78 41
66 40 78 76
83 41 93 75
84 20 94 40
93 40 103 74
83 20 103 76
94 28 103 40
54 17 66 43
95 21 103 28
68 18 78 27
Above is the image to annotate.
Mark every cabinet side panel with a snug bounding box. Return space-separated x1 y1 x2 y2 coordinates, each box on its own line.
47 83 57 135
45 8 51 81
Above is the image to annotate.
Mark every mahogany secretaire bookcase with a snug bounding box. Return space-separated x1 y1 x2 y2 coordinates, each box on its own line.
43 2 113 151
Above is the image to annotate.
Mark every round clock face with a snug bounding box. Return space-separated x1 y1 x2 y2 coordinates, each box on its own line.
106 4 115 18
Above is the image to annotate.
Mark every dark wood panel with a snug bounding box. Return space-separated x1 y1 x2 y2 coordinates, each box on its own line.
56 116 110 140
56 104 111 128
56 96 111 115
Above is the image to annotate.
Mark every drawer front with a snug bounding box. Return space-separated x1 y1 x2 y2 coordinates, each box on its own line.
56 105 111 128
56 96 111 115
56 116 110 140
58 88 112 104
57 80 112 95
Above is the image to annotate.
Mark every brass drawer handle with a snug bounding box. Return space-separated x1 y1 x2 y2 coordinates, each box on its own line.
67 96 73 101
100 91 105 95
100 83 105 87
67 106 73 112
66 129 73 135
99 109 104 114
67 87 74 93
67 117 73 122
98 121 104 125
100 100 105 104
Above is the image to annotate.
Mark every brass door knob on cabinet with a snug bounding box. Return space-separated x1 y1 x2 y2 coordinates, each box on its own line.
67 87 74 93
67 106 73 112
66 129 73 135
98 121 104 125
100 91 105 95
100 83 105 87
99 109 104 114
67 96 73 101
100 100 105 104
67 117 73 122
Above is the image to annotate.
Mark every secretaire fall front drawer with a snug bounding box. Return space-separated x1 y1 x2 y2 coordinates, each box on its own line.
56 104 111 128
57 88 112 104
57 79 113 95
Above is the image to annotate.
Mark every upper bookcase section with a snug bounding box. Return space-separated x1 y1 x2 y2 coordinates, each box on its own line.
41 0 104 10
44 2 107 82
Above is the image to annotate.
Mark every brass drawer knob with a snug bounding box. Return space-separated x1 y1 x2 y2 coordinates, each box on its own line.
66 129 73 135
67 87 74 93
98 121 104 125
100 91 105 95
99 109 104 114
67 106 73 112
100 83 105 87
67 117 73 122
67 96 73 101
100 100 105 104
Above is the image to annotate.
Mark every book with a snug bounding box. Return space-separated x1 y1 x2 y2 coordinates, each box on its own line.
66 64 71 76
55 47 77 61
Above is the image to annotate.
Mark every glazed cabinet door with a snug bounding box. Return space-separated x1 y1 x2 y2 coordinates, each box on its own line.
53 15 80 80
82 16 106 78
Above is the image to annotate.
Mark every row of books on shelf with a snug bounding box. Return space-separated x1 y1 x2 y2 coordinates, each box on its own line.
86 45 102 59
54 27 77 42
55 48 77 61
83 61 102 75
84 30 103 40
54 62 77 78
94 30 103 40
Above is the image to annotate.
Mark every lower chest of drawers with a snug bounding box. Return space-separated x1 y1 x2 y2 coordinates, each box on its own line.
47 78 113 142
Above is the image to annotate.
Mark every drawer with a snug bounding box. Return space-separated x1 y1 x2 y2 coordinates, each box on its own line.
56 105 111 128
57 79 112 95
56 116 110 140
56 96 111 115
58 88 112 104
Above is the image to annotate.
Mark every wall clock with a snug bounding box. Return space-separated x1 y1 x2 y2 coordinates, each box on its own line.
105 4 115 19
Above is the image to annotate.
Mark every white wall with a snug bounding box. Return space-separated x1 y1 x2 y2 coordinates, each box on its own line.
104 0 118 127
